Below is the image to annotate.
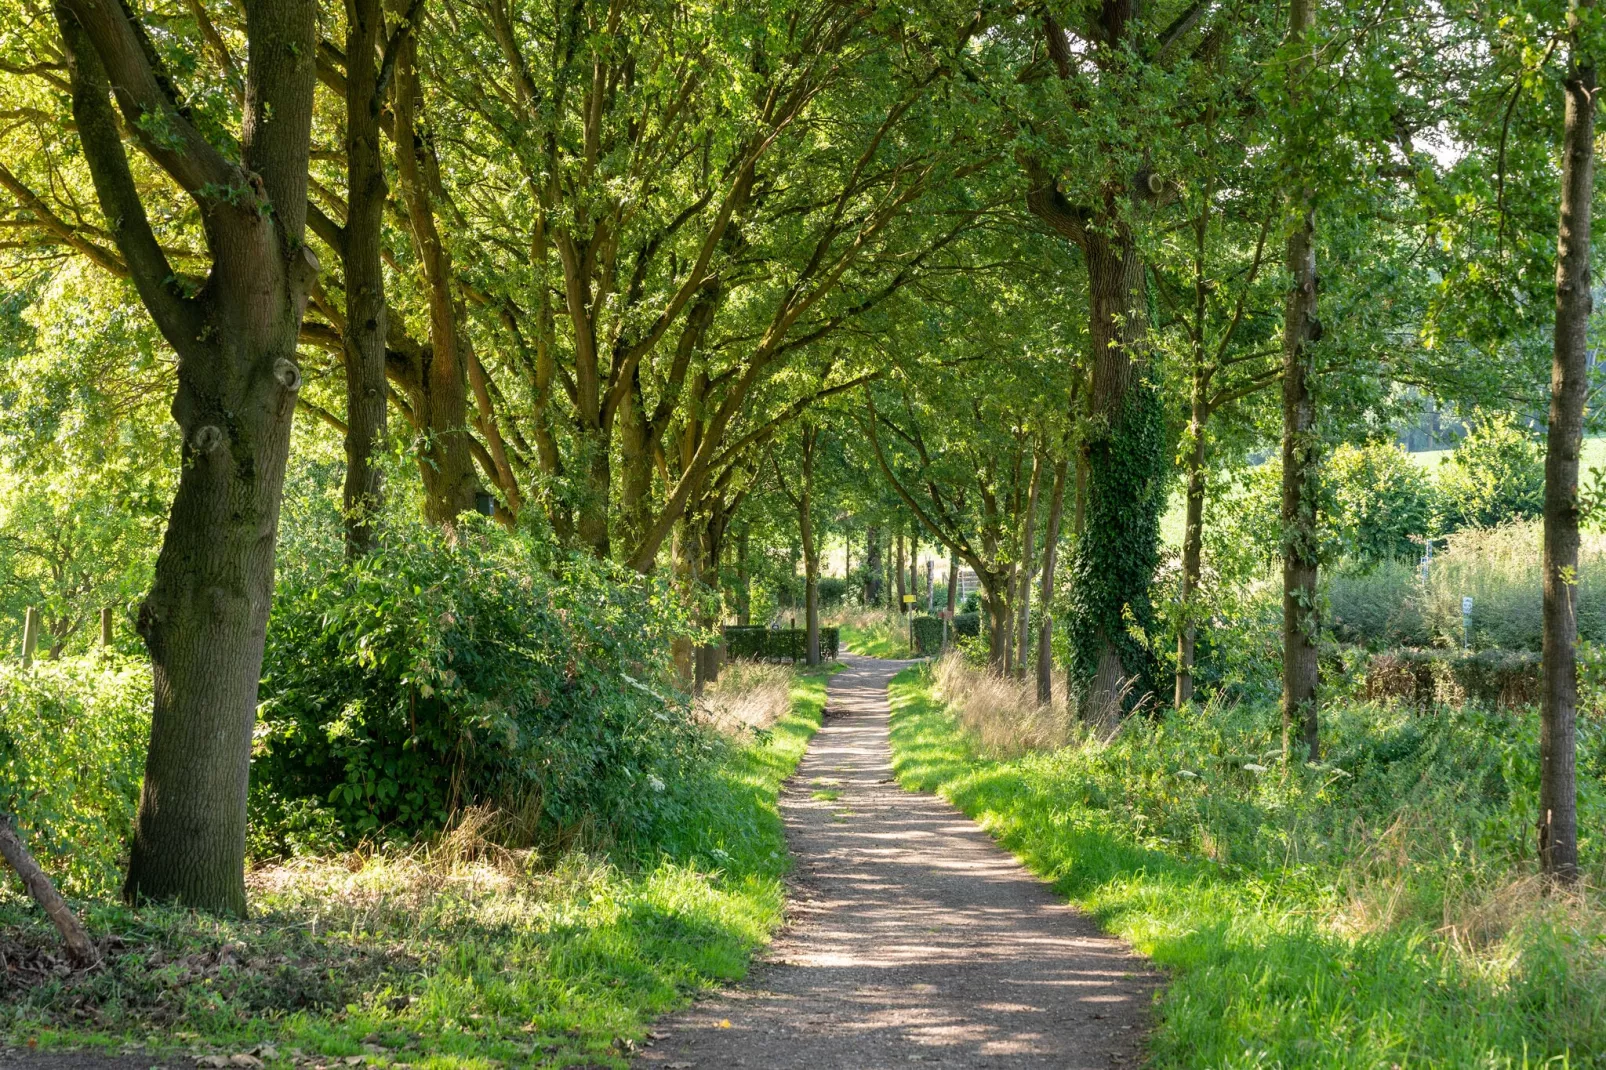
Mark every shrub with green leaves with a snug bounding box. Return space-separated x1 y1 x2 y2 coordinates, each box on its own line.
253 521 707 854
1325 441 1439 562
0 655 150 897
1436 410 1544 531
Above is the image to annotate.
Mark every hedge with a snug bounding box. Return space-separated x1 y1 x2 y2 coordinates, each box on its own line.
952 612 980 638
1363 648 1540 710
911 616 946 655
723 625 840 662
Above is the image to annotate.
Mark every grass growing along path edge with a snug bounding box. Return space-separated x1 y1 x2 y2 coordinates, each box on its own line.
887 665 1606 1070
2 668 836 1070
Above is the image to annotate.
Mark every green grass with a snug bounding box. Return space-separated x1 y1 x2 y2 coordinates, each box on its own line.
888 666 1606 1069
838 613 913 658
3 670 836 1069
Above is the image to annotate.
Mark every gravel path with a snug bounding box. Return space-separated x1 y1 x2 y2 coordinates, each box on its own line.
635 654 1159 1070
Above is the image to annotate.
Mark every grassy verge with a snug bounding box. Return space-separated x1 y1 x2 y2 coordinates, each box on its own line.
2 669 834 1069
836 609 912 658
888 665 1606 1069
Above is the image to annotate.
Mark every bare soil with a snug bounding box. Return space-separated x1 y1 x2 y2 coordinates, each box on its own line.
636 654 1159 1069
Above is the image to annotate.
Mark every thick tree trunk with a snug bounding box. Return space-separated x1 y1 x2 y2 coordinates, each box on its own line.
1037 459 1068 705
340 0 387 556
57 0 317 915
983 584 1010 670
1175 395 1208 708
1540 19 1594 884
1280 0 1320 763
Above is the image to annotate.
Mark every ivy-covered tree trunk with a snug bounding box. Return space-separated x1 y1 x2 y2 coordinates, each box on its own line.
1280 0 1321 763
1016 454 1043 679
56 0 318 915
1057 230 1166 724
864 525 882 606
1540 6 1594 884
1175 389 1209 707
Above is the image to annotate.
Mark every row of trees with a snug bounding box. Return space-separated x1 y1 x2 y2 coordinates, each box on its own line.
0 0 1599 911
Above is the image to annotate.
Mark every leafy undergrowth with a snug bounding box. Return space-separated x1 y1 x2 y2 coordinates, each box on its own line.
2 669 833 1069
889 665 1606 1069
835 608 912 659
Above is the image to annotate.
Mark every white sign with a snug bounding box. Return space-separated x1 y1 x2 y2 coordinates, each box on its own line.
1462 596 1474 616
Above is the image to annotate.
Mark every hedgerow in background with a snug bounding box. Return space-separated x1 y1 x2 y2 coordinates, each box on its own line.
253 520 706 855
0 656 149 897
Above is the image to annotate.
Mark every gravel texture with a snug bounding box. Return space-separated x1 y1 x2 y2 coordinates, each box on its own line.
635 654 1159 1070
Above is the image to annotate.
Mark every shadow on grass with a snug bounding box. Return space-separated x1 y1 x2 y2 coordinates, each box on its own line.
886 668 1606 1069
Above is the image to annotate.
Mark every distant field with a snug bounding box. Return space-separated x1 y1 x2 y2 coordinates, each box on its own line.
1408 433 1606 472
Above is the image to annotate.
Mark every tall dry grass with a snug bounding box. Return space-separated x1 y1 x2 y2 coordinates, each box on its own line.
931 651 1076 757
695 661 795 735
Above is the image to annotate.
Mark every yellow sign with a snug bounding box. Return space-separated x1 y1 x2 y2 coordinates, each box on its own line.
902 594 916 603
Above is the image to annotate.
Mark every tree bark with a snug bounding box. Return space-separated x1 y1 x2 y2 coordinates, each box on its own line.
340 0 388 556
946 550 959 617
1176 392 1208 707
56 0 318 915
1016 453 1043 679
736 526 752 625
392 24 478 527
1540 6 1594 884
895 527 907 613
1037 458 1068 704
864 525 882 606
1280 0 1321 763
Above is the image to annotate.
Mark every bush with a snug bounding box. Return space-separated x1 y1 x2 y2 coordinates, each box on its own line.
0 655 150 897
253 522 707 853
1326 441 1439 562
1437 410 1544 531
951 612 981 638
722 626 839 662
817 577 847 609
910 616 946 655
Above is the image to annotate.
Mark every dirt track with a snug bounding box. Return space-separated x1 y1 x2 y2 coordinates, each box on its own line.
635 654 1158 1069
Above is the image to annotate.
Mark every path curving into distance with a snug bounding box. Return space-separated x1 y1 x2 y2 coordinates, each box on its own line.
636 654 1158 1069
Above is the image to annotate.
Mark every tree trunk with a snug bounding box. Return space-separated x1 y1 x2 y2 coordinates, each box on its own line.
799 427 821 666
1280 0 1321 763
736 526 752 626
1540 14 1595 884
983 583 1010 670
864 525 882 606
340 0 387 556
56 0 317 915
1016 454 1043 679
393 27 478 528
895 528 907 613
0 814 96 966
1037 458 1069 704
946 550 959 616
1175 394 1208 708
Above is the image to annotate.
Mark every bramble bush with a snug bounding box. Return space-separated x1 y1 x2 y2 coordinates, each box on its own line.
252 519 707 857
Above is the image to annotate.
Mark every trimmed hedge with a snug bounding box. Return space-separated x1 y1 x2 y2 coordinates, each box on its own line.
1363 648 1540 710
952 612 980 638
723 625 839 662
911 616 946 656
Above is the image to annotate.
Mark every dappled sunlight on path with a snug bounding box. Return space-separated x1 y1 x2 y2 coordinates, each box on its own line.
636 655 1157 1069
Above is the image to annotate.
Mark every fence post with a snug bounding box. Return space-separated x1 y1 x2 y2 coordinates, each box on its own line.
21 606 39 668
